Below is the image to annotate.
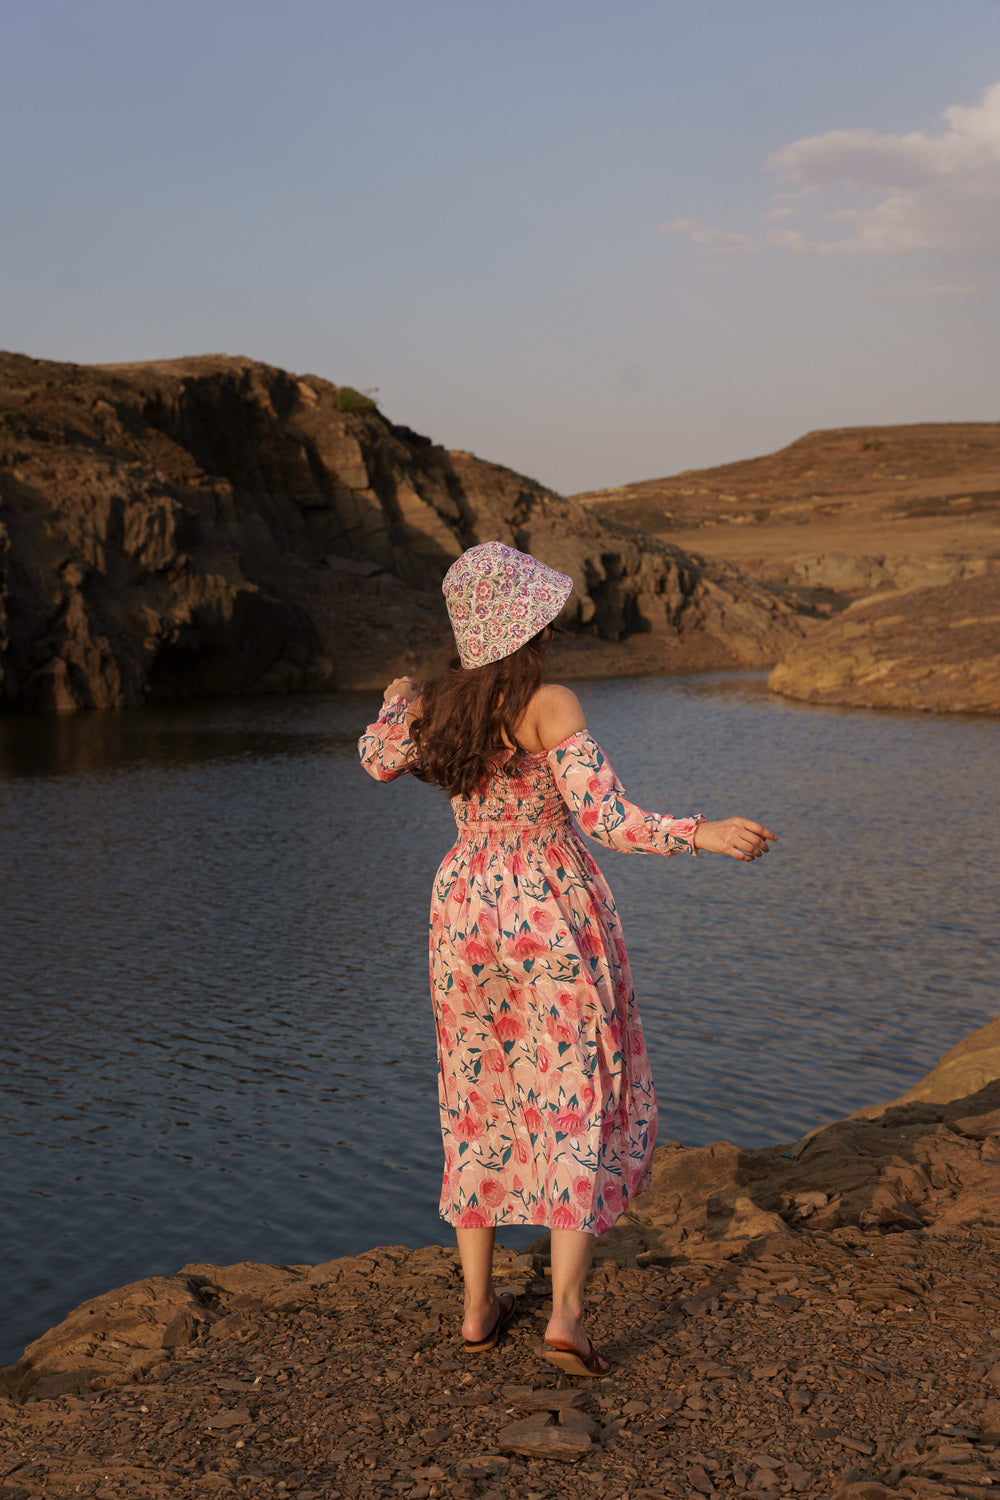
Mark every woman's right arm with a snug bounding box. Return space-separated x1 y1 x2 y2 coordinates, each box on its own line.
358 678 421 782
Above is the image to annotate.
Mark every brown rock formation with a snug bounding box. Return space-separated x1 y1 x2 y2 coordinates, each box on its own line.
767 572 1000 713
6 1022 1000 1498
576 422 1000 611
577 424 1000 713
0 351 810 712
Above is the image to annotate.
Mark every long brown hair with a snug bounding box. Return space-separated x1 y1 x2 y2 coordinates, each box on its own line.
410 630 549 798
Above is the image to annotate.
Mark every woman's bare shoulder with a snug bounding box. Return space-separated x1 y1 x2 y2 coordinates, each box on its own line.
531 684 588 751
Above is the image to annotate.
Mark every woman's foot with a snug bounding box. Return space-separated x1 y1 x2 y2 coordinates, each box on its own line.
462 1290 517 1351
543 1313 614 1374
543 1311 589 1355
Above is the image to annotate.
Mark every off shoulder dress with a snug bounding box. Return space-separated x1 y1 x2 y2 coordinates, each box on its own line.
359 697 703 1236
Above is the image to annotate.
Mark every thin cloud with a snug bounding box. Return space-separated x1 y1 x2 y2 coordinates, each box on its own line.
668 82 1000 264
883 277 992 300
661 217 760 254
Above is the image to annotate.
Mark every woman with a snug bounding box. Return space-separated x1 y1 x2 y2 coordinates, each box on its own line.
359 541 776 1376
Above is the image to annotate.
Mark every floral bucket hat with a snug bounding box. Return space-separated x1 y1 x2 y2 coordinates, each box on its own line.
442 541 574 669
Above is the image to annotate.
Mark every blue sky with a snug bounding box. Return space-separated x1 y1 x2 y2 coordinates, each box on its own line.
3 0 999 492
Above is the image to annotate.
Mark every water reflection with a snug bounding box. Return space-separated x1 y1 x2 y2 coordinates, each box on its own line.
1 676 998 1363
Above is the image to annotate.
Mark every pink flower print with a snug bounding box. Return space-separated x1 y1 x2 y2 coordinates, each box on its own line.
528 906 556 933
494 1011 525 1044
545 1012 575 1048
466 1087 491 1116
536 1047 552 1075
454 1111 483 1141
523 1105 544 1135
631 1029 647 1061
452 971 474 995
463 937 494 966
573 1176 592 1207
531 1202 548 1225
556 989 581 1022
546 877 563 898
482 1048 506 1075
512 1173 525 1192
551 1202 580 1230
459 1206 490 1228
479 1177 506 1208
603 1182 624 1214
579 1081 596 1110
477 905 498 933
506 931 548 961
512 1136 531 1164
579 929 605 962
509 850 528 878
553 1108 583 1136
450 880 467 905
439 1001 457 1029
579 804 600 832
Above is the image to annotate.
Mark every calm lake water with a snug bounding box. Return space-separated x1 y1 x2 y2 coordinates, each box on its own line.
1 674 998 1363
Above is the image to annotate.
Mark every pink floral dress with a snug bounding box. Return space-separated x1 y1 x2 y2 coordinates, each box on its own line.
359 697 703 1236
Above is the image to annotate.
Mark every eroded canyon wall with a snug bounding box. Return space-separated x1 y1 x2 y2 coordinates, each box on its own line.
0 352 810 711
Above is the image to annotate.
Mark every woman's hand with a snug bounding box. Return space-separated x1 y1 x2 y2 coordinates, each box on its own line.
383 676 421 703
693 818 778 861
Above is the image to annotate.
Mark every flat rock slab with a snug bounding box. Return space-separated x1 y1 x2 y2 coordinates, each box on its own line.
497 1413 592 1460
501 1385 587 1411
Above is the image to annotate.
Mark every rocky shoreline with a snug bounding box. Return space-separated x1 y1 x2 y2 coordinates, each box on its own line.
5 1022 1000 1500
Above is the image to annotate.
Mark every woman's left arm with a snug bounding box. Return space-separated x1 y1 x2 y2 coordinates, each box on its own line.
548 731 705 856
537 688 776 860
358 678 421 783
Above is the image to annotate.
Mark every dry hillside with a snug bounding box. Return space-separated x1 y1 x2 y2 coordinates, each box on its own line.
577 423 1000 607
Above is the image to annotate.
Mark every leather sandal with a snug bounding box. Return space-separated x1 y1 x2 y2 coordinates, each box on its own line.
462 1291 518 1353
542 1338 616 1377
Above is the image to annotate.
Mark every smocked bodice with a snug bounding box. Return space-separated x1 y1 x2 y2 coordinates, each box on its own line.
450 753 573 844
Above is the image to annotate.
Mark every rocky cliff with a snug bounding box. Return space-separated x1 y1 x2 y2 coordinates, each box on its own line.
0 352 811 712
6 1022 1000 1499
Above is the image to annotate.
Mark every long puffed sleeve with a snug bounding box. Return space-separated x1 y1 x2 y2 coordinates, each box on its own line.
547 730 703 856
358 696 416 782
